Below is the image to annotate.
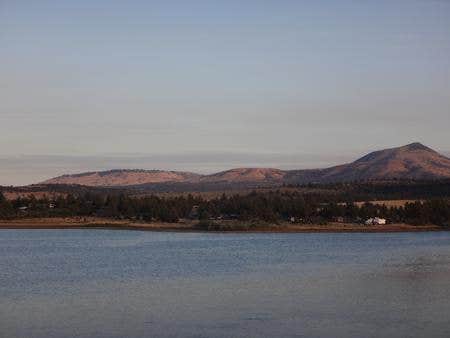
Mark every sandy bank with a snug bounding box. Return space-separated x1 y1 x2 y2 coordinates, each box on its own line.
0 217 447 233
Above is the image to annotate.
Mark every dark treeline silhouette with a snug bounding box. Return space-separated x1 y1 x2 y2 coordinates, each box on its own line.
290 179 450 201
1 190 449 227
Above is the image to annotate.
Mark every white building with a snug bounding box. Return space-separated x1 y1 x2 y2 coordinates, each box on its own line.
365 217 387 225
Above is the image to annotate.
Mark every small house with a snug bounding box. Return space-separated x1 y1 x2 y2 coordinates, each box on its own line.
365 217 387 225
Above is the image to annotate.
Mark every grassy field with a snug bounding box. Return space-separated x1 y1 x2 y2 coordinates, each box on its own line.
352 200 420 207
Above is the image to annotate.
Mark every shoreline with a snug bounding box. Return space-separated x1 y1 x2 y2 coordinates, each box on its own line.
0 218 447 233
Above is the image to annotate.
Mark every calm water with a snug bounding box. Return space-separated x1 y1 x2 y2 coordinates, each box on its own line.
1 230 450 338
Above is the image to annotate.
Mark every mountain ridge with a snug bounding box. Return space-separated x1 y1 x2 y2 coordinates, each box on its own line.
42 143 450 188
43 169 201 187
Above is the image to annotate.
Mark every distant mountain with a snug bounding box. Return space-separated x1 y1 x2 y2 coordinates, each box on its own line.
338 142 450 180
42 169 201 187
41 143 450 188
286 142 450 184
199 168 286 183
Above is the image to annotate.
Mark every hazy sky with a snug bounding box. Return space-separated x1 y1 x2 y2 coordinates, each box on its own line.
1 0 449 185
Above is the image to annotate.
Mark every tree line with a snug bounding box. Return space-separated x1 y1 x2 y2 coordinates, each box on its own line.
289 179 450 201
1 190 449 226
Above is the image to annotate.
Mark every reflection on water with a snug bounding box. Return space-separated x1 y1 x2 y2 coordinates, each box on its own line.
1 230 450 338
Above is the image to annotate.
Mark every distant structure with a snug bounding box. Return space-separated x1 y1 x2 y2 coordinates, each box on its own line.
365 217 387 225
189 205 199 219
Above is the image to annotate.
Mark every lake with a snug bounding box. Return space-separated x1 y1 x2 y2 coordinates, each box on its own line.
1 230 450 338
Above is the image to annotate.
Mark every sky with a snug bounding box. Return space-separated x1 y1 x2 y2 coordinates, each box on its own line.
1 0 450 185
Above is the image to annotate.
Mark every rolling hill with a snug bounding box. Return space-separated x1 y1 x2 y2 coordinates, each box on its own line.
199 168 286 183
285 142 450 184
42 169 201 187
41 143 450 188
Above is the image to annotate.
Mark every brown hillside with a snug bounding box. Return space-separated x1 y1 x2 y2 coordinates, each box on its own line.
43 169 201 187
40 143 450 187
200 168 286 183
323 142 450 181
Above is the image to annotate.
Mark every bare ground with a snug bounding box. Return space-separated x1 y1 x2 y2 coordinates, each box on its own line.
0 217 446 233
